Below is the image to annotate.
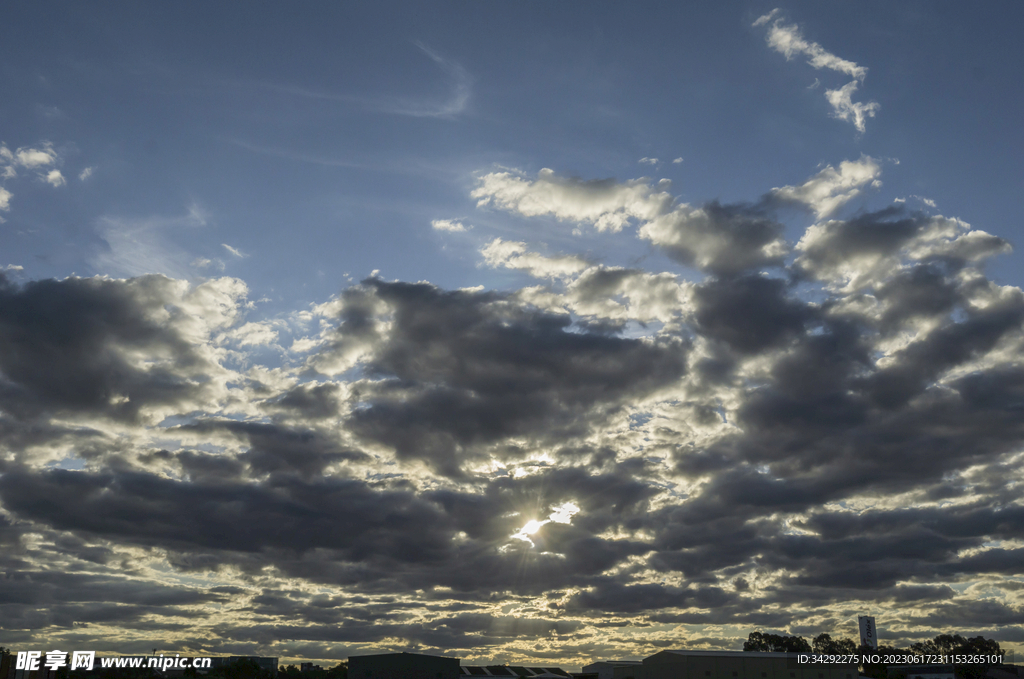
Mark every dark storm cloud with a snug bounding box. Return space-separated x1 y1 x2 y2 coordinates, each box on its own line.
0 462 656 605
263 382 344 420
332 279 687 476
874 264 962 334
797 207 922 274
639 200 787 275
795 207 1011 284
693 274 815 354
0 466 453 561
0 570 224 631
563 581 734 614
176 420 369 478
216 612 580 651
0 273 212 422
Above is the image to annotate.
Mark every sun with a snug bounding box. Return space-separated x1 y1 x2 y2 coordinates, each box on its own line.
520 519 546 535
510 502 581 546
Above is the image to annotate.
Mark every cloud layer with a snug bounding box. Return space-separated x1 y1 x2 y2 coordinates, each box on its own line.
2 153 1023 665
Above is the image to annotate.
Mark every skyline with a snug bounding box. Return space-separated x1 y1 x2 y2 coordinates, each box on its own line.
2 1 1024 670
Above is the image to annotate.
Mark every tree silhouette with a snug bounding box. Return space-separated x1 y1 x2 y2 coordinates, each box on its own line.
743 631 812 653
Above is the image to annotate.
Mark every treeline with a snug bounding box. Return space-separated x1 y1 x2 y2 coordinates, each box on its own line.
276 663 348 679
744 632 1004 679
201 660 349 679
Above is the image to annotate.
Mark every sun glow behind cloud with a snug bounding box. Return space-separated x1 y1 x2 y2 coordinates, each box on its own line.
511 502 581 546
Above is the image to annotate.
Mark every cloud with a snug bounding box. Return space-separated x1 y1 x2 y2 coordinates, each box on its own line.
639 157 659 165
79 166 95 181
92 207 210 279
754 10 880 132
0 140 75 217
315 279 687 478
14 143 58 169
396 42 473 119
472 168 672 233
45 169 65 187
795 208 1011 290
474 168 787 274
222 243 247 258
672 158 684 164
769 156 882 218
637 201 788 274
261 43 472 120
431 218 470 232
0 273 248 425
481 238 589 279
824 80 881 134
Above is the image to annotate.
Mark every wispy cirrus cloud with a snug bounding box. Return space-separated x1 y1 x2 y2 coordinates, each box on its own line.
393 42 472 119
754 9 880 132
222 243 247 258
245 42 471 120
92 206 210 279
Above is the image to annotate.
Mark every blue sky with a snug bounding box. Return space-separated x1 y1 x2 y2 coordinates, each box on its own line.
4 2 1022 303
2 1 1024 668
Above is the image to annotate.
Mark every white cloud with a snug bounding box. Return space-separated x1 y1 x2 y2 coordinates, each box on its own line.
0 141 78 217
905 194 938 208
14 143 58 168
2 264 23 271
639 157 659 165
824 80 880 133
225 321 279 347
79 167 95 181
754 10 879 132
564 267 692 323
672 158 684 164
758 14 865 80
770 156 882 218
474 168 787 274
222 243 247 258
431 218 469 232
45 169 65 187
481 238 589 279
472 168 672 232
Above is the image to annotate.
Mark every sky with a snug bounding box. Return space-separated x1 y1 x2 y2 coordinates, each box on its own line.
2 0 1024 669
